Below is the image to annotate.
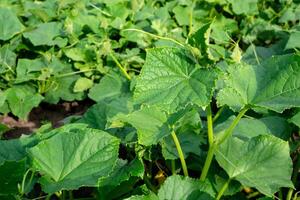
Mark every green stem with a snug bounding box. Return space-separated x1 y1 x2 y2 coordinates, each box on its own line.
217 106 249 145
213 106 225 123
171 130 189 176
200 143 216 181
200 104 215 180
110 52 131 80
122 29 185 47
216 179 231 200
246 191 260 199
286 156 300 200
206 104 214 146
171 160 176 175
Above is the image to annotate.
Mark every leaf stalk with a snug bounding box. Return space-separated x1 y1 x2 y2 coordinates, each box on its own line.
171 130 189 176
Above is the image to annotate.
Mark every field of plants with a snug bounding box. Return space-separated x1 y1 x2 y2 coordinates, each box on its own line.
0 0 300 199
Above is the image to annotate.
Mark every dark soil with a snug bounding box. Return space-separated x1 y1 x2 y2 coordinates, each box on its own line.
0 99 94 139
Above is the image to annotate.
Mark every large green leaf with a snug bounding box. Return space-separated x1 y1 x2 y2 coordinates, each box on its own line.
0 159 26 195
28 124 120 193
134 47 218 112
217 54 300 113
215 135 293 196
0 8 24 40
157 175 215 200
117 106 170 146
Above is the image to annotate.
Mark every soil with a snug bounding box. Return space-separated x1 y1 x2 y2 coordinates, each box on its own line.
0 99 94 139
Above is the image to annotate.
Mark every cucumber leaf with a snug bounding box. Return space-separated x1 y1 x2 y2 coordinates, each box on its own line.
217 54 300 113
0 8 24 41
134 47 218 113
215 135 293 196
28 124 120 193
157 175 215 200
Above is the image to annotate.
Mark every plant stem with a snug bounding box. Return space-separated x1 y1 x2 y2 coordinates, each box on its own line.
171 160 176 175
213 106 225 123
200 106 248 181
217 106 249 145
216 179 231 200
206 104 214 146
286 156 300 200
200 143 216 181
171 130 189 176
122 29 185 47
200 104 215 180
110 52 131 80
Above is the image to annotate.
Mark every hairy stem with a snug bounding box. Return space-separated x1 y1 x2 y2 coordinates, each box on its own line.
171 130 189 176
110 52 131 80
206 104 214 146
216 179 231 200
217 106 249 145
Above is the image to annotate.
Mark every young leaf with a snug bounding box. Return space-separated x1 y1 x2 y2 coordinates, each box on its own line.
73 77 93 92
134 47 218 112
215 135 293 196
217 54 300 113
28 124 120 193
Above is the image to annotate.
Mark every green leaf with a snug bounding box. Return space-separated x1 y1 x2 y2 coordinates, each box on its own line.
125 193 158 200
98 157 144 187
188 23 211 53
290 111 300 128
0 8 24 40
0 159 26 195
227 116 291 141
134 47 218 112
0 45 17 74
88 71 129 102
6 86 44 119
227 0 258 15
215 135 293 196
217 54 300 113
28 124 120 193
285 31 300 50
161 131 203 160
16 58 45 83
0 135 38 165
44 75 85 104
118 106 170 146
23 22 67 47
172 5 191 26
157 175 215 200
81 96 133 130
73 77 93 92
